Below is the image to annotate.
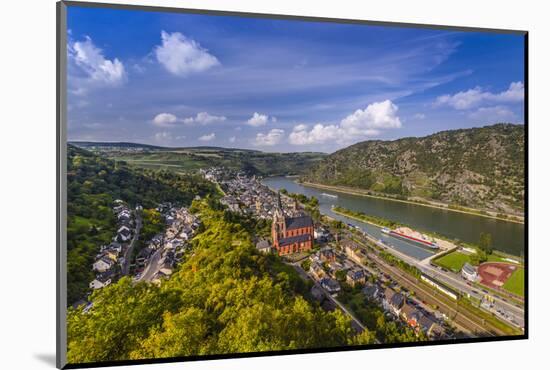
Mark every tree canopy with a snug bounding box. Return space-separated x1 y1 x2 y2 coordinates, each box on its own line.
67 200 373 364
67 145 217 304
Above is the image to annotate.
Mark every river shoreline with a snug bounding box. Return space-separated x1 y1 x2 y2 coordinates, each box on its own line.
298 181 524 225
330 207 457 255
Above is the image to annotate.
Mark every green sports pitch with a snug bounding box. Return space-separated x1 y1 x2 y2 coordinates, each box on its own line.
433 251 471 273
502 267 525 297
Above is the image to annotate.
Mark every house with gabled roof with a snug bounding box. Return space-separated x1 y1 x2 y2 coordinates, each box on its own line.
93 257 114 273
320 277 341 294
89 270 115 290
346 268 366 287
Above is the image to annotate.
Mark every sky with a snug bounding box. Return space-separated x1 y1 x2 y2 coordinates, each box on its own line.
66 6 525 153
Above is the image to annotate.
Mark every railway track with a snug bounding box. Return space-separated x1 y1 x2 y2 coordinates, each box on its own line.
351 237 501 337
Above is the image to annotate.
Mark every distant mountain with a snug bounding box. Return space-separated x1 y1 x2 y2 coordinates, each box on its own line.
301 124 525 214
70 141 165 150
71 141 276 153
82 143 327 176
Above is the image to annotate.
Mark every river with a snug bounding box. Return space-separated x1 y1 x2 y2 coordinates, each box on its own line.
262 177 525 258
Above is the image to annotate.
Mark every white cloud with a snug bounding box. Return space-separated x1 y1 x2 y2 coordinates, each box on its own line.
68 36 126 94
246 112 274 127
198 133 216 142
414 113 426 119
183 112 226 125
436 82 524 110
289 100 401 145
153 112 226 127
254 129 285 146
497 81 524 101
468 105 517 123
289 123 342 145
229 136 236 143
155 31 219 77
153 113 178 126
154 131 172 143
341 100 402 130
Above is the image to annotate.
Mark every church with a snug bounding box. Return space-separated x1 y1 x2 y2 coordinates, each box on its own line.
271 193 314 255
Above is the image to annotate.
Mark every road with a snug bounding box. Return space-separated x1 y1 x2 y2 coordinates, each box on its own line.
349 234 523 336
137 247 163 282
122 212 142 276
355 230 524 328
289 263 367 335
368 252 492 336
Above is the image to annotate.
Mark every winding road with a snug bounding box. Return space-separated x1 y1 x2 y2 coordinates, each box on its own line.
122 212 142 276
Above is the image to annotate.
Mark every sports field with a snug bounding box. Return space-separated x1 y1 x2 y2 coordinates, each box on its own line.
502 267 525 297
433 251 471 273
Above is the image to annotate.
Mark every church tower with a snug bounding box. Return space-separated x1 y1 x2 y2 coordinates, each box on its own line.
271 192 286 247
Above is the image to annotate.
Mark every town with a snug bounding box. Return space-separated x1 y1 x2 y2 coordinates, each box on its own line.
79 166 522 342
200 167 468 340
83 199 201 311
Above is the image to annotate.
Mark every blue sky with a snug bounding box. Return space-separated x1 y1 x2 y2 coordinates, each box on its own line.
66 6 525 153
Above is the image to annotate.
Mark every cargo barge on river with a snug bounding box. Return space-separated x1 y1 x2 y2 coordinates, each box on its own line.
381 226 439 249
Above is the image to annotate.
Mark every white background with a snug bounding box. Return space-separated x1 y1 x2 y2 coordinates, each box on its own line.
0 0 546 368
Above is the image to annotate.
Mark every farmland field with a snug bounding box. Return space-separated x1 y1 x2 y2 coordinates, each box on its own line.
103 148 326 176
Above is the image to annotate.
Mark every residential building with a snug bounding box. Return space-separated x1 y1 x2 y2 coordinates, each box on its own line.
383 288 405 315
320 277 341 294
310 261 325 280
343 239 367 264
89 270 115 290
255 239 272 254
346 268 366 287
389 292 406 316
93 257 114 273
400 303 420 328
362 284 379 300
319 246 336 262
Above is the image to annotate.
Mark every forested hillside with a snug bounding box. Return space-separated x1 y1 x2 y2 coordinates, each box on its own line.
302 124 524 213
71 143 327 176
67 201 374 363
66 145 217 304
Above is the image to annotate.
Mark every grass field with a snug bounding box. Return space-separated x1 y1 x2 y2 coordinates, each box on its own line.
502 268 525 297
433 251 471 272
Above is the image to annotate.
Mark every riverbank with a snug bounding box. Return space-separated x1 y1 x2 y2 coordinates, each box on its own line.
299 181 524 225
331 207 456 254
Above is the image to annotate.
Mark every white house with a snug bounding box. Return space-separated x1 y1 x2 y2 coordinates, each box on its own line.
93 257 114 272
117 225 132 242
89 273 113 290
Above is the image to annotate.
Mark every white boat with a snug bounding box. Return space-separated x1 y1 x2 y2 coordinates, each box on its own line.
321 193 338 198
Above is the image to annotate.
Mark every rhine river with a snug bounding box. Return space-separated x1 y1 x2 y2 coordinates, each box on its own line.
262 177 525 259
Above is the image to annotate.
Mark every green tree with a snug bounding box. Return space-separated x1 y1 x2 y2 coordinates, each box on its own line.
335 270 347 282
479 232 493 254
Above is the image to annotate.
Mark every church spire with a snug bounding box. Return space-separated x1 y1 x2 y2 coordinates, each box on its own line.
277 191 283 210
